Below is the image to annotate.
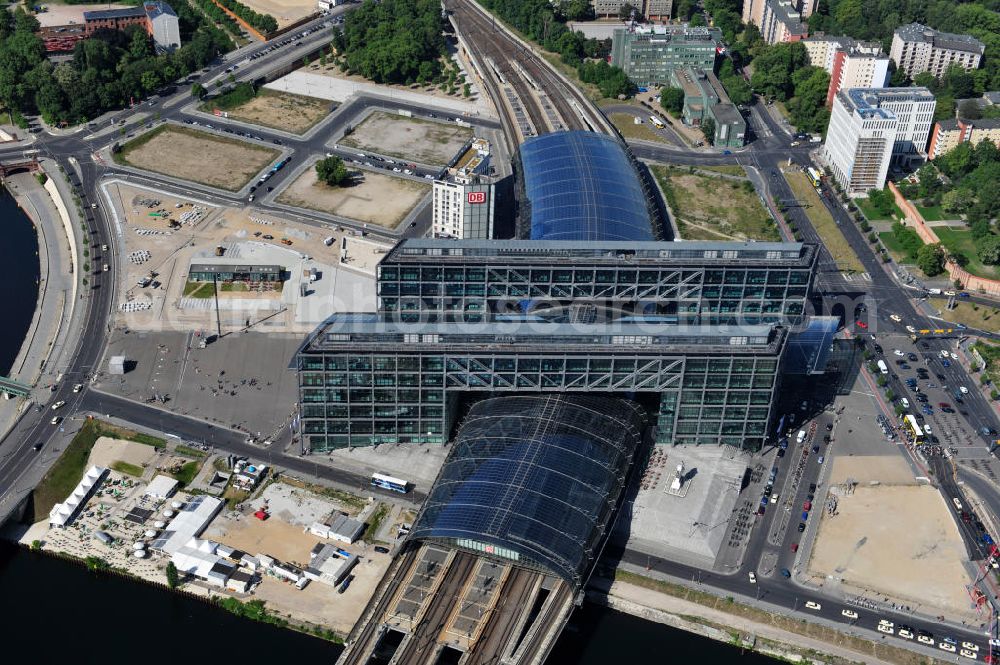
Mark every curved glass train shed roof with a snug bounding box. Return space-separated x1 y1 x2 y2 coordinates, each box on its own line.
409 394 646 588
520 131 654 242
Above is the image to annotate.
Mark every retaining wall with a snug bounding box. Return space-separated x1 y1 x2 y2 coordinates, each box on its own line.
887 181 1000 296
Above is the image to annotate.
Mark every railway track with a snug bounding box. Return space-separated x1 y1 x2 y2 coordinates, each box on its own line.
446 0 611 143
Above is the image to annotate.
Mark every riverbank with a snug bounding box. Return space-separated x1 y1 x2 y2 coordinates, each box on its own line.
0 166 81 439
591 571 947 665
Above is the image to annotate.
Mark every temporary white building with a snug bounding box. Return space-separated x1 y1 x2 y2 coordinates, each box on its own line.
49 466 107 527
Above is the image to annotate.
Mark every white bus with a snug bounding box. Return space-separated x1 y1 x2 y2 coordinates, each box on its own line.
371 473 409 494
649 116 665 129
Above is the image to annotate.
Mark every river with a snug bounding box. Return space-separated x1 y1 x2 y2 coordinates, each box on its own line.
0 541 780 664
0 185 41 376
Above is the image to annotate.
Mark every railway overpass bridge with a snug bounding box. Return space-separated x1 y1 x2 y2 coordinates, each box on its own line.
0 159 42 179
0 376 31 398
338 395 647 665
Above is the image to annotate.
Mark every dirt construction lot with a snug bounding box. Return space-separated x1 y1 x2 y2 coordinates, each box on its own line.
216 89 332 134
235 0 315 27
340 111 473 165
808 485 974 615
115 125 280 192
277 165 429 227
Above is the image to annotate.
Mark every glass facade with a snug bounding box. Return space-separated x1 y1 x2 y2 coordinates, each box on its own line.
408 394 646 587
520 132 656 242
377 239 815 325
297 318 784 451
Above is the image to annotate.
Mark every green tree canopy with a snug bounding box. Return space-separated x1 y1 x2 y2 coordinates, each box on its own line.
917 243 946 276
316 156 350 187
978 236 1000 265
701 117 716 144
660 86 685 115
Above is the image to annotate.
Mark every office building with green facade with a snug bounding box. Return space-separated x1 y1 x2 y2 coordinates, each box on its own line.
610 25 722 87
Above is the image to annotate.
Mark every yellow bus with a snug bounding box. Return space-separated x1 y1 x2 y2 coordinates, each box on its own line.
904 414 924 443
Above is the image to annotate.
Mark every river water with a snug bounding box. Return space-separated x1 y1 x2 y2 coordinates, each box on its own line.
0 185 40 375
0 185 778 664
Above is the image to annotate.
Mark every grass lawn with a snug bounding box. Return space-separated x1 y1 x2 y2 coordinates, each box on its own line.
32 420 102 523
915 204 947 221
220 282 249 292
171 460 202 487
175 444 207 458
878 232 917 263
973 341 1000 383
111 460 144 477
652 165 779 241
183 281 214 298
608 113 669 143
931 299 1000 334
363 502 389 543
697 165 747 177
784 170 864 273
934 227 1000 280
858 198 903 222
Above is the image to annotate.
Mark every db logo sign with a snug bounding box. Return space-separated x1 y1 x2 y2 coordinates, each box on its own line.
467 191 486 204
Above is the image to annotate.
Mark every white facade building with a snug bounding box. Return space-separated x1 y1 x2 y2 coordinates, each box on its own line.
890 23 985 80
803 36 889 106
824 87 936 196
432 138 495 239
144 2 180 51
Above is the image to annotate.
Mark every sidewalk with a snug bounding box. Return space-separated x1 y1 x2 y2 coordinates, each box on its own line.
593 577 889 665
0 163 91 441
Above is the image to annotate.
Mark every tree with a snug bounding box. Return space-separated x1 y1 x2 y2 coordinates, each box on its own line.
190 82 205 99
958 99 983 120
978 236 1000 265
866 188 894 216
941 188 973 214
166 561 179 588
701 117 716 144
917 243 946 276
315 155 349 187
617 2 639 20
660 87 685 116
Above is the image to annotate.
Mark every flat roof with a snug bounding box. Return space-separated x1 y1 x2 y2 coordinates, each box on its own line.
304 314 785 354
84 7 146 20
383 238 815 267
841 87 935 120
189 263 283 274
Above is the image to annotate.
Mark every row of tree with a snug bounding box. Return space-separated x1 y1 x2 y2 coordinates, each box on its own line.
189 0 244 37
0 3 231 126
332 0 447 85
481 0 632 97
215 0 278 35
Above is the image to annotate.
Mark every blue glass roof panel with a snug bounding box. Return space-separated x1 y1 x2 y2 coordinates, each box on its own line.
520 131 654 242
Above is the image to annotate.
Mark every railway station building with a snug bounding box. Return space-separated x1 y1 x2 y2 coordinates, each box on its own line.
297 130 820 452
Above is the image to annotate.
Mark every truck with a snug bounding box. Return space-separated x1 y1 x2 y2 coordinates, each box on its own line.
876 359 888 374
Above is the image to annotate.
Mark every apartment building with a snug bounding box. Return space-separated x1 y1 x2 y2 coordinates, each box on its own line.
824 87 936 196
742 0 809 45
890 23 985 80
928 118 1000 159
803 36 889 106
592 0 672 20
